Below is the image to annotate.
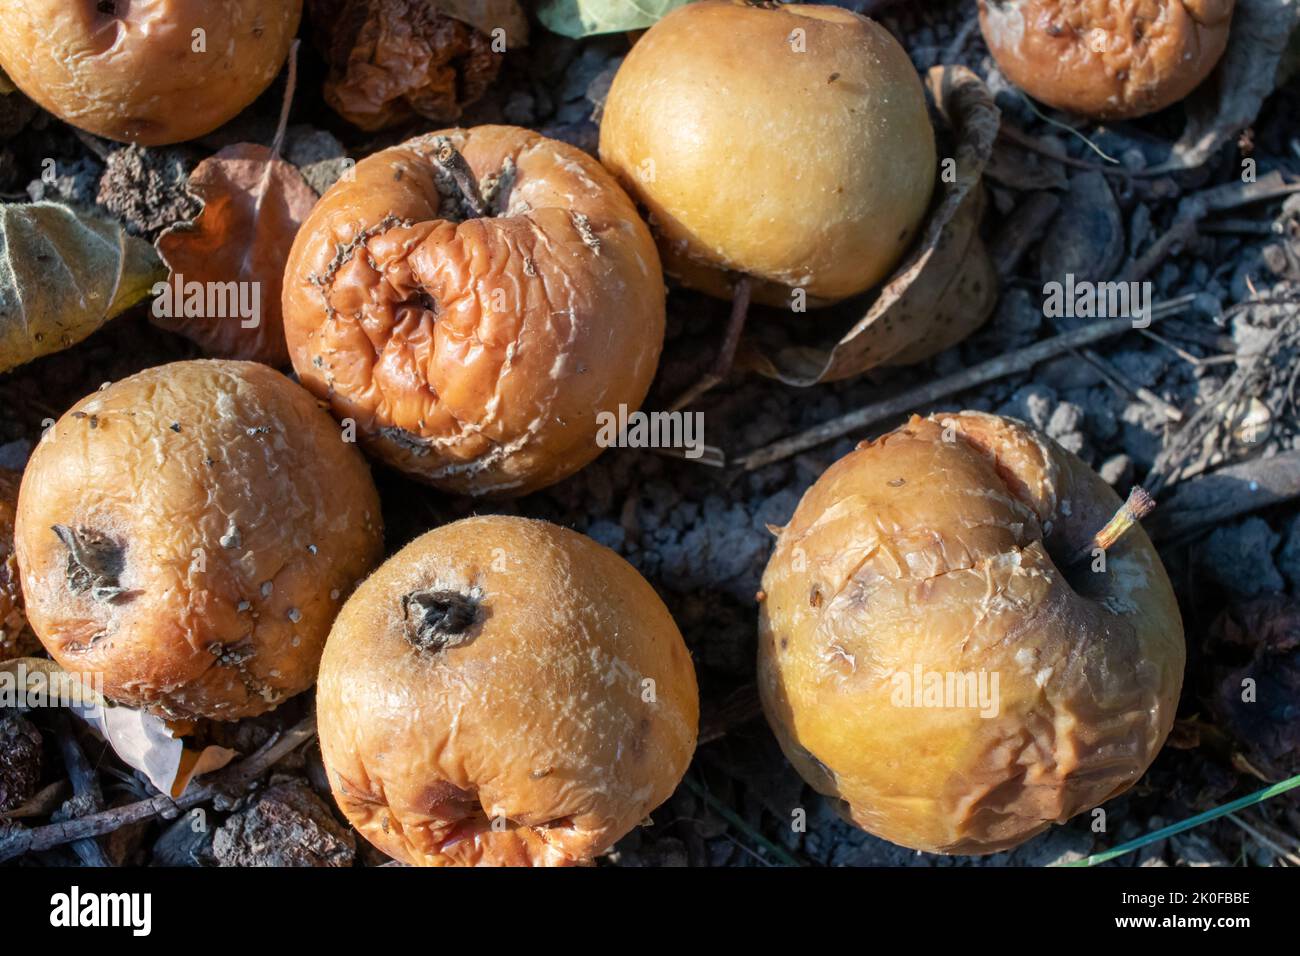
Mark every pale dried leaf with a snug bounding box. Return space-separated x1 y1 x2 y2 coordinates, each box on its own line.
0 203 164 374
1166 0 1300 170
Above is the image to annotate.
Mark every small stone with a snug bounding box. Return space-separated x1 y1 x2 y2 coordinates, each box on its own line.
1197 518 1284 597
0 712 42 813
1039 171 1125 284
1098 454 1133 487
212 780 355 867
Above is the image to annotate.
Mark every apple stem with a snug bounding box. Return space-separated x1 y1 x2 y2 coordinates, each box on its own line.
667 274 753 413
432 138 486 219
1069 486 1156 567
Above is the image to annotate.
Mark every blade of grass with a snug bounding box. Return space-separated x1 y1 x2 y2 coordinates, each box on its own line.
1057 772 1300 867
681 775 805 867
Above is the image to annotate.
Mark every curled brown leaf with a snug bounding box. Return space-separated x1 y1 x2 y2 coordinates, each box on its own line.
154 144 318 365
742 65 1001 386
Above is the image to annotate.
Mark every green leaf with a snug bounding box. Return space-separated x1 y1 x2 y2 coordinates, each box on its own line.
536 0 690 38
0 202 165 374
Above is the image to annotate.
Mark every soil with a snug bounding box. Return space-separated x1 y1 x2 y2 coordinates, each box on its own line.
2 0 1299 867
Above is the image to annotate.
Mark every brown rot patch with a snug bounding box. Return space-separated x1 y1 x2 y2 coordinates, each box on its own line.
401 588 483 652
52 524 127 603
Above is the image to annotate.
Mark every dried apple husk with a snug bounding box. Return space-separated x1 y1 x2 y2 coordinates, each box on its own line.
742 65 1000 386
309 0 529 131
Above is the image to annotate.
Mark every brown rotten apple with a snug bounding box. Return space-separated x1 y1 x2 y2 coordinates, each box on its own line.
758 411 1184 855
599 1 936 308
15 360 383 721
0 0 301 145
317 515 699 866
979 0 1235 120
282 125 665 497
0 468 39 661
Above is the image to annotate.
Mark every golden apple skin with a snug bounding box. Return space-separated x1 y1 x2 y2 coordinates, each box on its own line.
317 516 699 866
758 412 1184 854
599 0 936 308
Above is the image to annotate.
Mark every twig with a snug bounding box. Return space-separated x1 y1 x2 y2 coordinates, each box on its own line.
0 714 317 862
1146 291 1300 493
1227 813 1300 866
941 15 978 63
669 275 753 412
1073 346 1183 422
269 38 300 161
1122 172 1300 283
736 297 1194 471
51 712 113 867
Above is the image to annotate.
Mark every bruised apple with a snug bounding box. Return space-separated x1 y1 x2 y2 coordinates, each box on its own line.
978 0 1235 120
317 516 699 866
14 360 383 720
758 412 1184 854
0 468 38 661
0 0 302 145
282 125 665 496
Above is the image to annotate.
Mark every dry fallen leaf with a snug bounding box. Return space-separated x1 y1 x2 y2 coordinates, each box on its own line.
1165 0 1300 170
0 202 164 375
309 0 528 131
0 658 237 797
743 65 1001 385
537 0 689 37
154 144 318 365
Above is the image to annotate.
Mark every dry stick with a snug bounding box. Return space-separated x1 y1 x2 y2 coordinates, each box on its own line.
433 138 486 219
268 38 300 161
669 275 753 413
51 711 113 867
0 715 317 862
1226 813 1300 867
1073 345 1183 422
736 297 1195 471
1122 172 1300 283
1146 294 1300 493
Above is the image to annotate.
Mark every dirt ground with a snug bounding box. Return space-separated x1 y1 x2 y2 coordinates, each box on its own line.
2 1 1299 867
